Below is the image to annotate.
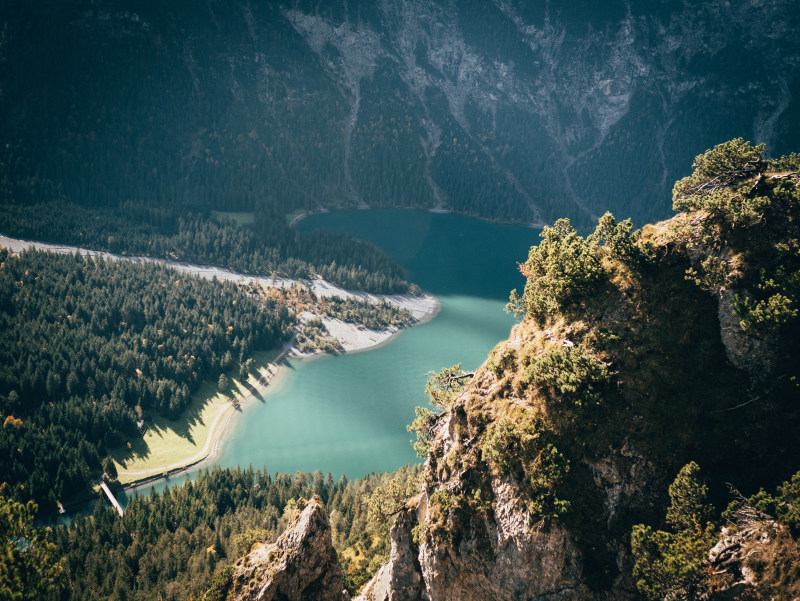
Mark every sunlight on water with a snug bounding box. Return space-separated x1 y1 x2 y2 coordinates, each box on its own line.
216 295 514 478
212 211 540 479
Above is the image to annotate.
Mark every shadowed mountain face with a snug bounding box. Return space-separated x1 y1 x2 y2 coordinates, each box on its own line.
2 0 798 227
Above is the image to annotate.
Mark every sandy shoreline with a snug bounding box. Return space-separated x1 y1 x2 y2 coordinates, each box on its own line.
0 233 439 492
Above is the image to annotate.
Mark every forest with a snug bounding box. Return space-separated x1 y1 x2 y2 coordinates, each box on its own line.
41 464 420 601
2 0 797 262
264 286 414 330
0 249 294 510
0 204 412 295
0 0 798 596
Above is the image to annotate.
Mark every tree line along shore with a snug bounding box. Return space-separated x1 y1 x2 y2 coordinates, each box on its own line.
0 236 437 512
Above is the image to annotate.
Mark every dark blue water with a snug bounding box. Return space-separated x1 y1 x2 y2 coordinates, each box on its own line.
298 209 540 299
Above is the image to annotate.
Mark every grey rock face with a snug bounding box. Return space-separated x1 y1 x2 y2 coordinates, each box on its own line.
586 439 665 529
356 507 424 601
705 521 792 599
717 289 775 381
416 477 589 601
232 496 347 601
279 0 800 224
8 1 800 228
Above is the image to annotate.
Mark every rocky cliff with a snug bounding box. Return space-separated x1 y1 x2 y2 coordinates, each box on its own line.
223 142 800 600
231 496 348 601
352 141 800 600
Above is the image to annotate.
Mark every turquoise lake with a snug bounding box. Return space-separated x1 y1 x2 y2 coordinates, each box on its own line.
214 210 541 478
119 210 541 504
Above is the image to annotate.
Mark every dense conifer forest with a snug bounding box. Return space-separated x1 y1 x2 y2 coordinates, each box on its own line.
0 204 412 294
1 0 799 595
2 0 797 260
0 249 294 510
43 465 420 601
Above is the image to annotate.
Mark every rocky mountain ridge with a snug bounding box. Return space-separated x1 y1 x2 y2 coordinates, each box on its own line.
3 0 799 227
230 141 800 600
231 496 348 601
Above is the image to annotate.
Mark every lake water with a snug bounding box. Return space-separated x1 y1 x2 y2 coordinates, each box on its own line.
213 210 540 477
116 210 540 506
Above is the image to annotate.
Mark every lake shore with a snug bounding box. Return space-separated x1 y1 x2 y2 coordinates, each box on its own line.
288 205 545 229
0 233 439 492
115 295 440 491
114 357 290 489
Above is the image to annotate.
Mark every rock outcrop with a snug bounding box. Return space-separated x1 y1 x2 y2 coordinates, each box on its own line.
417 477 591 601
355 506 424 601
705 521 800 599
717 289 775 381
231 496 348 601
351 164 800 600
229 152 800 601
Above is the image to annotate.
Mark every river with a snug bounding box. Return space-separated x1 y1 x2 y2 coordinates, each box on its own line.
110 210 541 508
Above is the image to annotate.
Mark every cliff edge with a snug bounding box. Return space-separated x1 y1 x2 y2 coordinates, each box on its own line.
231 496 348 601
223 141 800 601
359 140 800 600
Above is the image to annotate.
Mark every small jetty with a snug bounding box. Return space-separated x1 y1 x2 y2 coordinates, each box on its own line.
99 481 124 516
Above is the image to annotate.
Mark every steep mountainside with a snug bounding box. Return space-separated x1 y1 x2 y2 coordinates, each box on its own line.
2 0 799 228
365 140 800 599
227 141 800 600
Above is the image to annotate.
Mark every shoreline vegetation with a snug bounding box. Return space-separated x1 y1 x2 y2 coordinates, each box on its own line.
0 234 439 496
110 351 287 489
288 205 546 230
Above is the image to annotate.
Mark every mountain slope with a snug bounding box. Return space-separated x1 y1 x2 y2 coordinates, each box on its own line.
351 140 800 599
2 0 799 229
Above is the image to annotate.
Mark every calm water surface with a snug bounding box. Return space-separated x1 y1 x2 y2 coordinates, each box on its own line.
214 210 540 477
119 210 540 505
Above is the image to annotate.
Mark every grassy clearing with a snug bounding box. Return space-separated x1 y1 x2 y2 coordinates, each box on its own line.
111 349 282 484
211 210 255 225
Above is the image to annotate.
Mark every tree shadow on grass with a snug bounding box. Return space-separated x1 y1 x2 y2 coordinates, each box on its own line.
238 363 281 403
110 352 281 469
109 390 222 468
109 435 152 467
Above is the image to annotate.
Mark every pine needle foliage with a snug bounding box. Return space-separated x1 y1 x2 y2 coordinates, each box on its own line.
524 344 610 411
508 219 605 321
481 416 571 521
669 138 800 334
0 496 64 600
631 462 717 601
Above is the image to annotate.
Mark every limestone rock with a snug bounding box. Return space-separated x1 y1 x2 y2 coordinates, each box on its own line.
231 496 347 601
717 289 775 380
355 507 423 601
704 521 800 599
585 439 666 529
417 476 590 601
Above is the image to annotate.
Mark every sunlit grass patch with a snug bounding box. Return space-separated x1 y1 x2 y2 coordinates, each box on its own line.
111 349 282 484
